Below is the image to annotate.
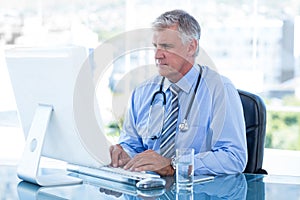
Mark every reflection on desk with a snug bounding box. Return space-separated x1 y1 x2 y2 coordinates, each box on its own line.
18 173 247 200
194 173 247 199
159 174 247 200
2 165 300 199
16 172 247 199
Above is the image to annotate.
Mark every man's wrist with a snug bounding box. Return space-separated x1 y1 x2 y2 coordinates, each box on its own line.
166 162 175 176
156 158 175 176
169 165 175 176
167 158 175 176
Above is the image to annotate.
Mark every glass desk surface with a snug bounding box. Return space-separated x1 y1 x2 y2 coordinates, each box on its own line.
1 164 300 200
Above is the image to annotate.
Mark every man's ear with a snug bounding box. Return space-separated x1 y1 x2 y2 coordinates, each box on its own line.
187 39 198 57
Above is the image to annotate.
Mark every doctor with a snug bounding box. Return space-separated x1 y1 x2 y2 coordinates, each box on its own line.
110 9 247 176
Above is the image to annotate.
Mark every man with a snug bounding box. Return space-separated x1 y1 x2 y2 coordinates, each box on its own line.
110 9 247 176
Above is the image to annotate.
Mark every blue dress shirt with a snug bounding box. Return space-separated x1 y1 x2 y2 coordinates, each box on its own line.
119 65 248 175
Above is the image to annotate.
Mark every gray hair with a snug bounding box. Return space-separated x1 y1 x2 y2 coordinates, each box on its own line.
152 9 201 56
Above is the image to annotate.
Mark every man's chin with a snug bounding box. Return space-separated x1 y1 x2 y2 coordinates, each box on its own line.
157 64 169 72
157 67 168 77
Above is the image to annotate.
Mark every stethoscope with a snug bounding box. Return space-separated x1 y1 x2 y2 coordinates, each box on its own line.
149 65 202 136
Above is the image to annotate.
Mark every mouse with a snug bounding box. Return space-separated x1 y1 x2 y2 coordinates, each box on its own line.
136 177 166 190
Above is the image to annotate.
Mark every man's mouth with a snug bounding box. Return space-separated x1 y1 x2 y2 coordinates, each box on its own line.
156 59 167 67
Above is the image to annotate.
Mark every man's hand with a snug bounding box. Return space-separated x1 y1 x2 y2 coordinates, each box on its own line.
123 150 174 176
109 144 131 167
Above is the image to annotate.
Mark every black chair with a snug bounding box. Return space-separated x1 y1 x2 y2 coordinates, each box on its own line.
238 89 268 174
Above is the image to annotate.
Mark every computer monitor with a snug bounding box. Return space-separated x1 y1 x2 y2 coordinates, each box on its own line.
5 46 111 186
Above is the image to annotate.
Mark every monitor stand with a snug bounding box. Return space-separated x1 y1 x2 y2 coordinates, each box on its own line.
17 104 83 186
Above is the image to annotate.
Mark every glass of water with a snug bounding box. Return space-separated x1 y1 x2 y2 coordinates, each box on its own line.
176 148 194 191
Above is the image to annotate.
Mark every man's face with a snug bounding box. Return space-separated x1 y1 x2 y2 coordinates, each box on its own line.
152 26 195 82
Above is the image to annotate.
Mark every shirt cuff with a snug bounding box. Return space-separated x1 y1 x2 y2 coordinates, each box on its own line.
119 143 138 158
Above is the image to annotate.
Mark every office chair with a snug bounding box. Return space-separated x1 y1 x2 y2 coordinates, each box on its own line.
238 89 268 174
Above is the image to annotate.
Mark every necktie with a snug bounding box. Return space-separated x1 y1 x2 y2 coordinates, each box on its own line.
160 84 180 158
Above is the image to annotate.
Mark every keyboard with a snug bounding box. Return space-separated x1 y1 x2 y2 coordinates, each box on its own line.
67 164 160 184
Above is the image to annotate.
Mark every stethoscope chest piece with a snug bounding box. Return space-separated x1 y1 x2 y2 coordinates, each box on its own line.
149 65 202 136
179 119 189 132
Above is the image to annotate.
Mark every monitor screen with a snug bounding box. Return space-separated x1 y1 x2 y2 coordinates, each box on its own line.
5 46 111 169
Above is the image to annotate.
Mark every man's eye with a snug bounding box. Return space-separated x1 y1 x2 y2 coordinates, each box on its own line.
162 44 172 50
153 43 173 50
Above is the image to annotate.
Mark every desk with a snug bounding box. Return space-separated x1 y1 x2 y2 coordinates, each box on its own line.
1 165 300 200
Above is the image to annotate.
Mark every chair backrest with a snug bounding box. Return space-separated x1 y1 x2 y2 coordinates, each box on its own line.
238 89 268 174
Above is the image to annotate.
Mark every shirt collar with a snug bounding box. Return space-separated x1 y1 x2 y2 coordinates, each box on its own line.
162 77 171 92
177 64 200 93
162 64 200 93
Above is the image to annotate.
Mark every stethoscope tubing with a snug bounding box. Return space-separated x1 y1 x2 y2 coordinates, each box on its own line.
182 66 202 121
150 65 202 132
150 77 166 106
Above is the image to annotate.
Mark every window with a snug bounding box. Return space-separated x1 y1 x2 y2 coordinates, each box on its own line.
1 0 299 175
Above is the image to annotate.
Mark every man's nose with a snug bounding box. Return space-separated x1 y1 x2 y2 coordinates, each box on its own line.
154 48 164 59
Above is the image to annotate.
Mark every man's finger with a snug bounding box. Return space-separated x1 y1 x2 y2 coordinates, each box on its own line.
110 145 121 167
